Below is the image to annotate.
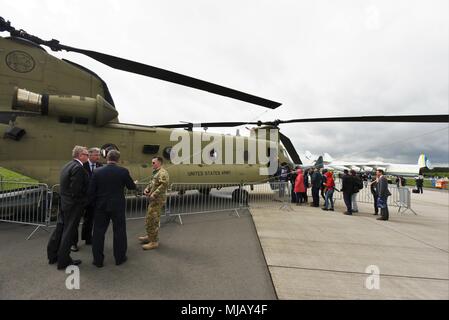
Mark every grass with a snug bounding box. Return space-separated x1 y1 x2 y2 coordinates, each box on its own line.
397 177 448 189
0 167 39 191
424 172 449 178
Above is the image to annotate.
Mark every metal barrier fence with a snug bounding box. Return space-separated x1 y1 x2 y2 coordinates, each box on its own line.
0 179 415 239
167 183 245 218
166 181 294 221
41 181 295 227
0 181 50 239
246 181 293 210
49 183 151 224
331 180 414 213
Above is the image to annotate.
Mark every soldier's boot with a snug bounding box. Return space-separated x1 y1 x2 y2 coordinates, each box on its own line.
138 235 149 243
142 242 159 250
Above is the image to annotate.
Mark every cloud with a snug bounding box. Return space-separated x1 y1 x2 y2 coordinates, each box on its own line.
1 0 447 165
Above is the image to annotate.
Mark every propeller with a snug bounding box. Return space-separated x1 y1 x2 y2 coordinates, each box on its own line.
0 17 281 109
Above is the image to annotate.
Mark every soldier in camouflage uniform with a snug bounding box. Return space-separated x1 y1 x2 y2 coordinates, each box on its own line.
139 157 169 250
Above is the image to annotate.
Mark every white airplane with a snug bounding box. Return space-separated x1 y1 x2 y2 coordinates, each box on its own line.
296 151 323 170
304 151 432 177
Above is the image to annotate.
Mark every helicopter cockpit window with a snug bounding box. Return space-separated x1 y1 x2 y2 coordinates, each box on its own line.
142 145 160 155
162 147 172 161
100 143 119 158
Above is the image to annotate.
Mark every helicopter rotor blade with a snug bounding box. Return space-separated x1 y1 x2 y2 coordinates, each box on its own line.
277 114 449 124
0 17 281 109
153 114 448 129
155 121 252 129
279 132 302 165
64 47 282 109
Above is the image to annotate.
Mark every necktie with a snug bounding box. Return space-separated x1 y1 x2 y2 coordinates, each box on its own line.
91 164 95 172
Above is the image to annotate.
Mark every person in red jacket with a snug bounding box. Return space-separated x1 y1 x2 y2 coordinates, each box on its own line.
322 171 335 211
294 168 306 205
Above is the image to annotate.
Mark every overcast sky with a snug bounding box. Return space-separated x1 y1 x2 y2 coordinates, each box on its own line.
2 0 448 165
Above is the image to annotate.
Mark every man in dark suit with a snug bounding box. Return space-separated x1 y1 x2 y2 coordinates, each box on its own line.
47 146 89 269
310 168 321 207
376 169 391 221
341 169 355 215
77 147 103 247
89 150 136 267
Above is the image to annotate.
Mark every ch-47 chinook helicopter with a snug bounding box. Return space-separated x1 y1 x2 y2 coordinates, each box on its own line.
0 17 447 197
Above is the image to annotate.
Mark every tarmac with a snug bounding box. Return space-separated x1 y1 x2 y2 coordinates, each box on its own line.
251 187 449 299
0 187 447 299
0 211 276 299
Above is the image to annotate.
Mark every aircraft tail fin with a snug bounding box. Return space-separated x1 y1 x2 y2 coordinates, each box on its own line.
305 150 314 160
418 153 433 169
323 153 333 163
315 156 324 169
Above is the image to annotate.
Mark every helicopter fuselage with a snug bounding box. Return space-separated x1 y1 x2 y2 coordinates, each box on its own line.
0 37 291 186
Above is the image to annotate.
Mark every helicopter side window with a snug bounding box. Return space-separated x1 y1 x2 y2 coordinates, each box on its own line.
74 117 88 125
100 143 119 158
142 145 160 155
58 116 73 123
162 147 172 161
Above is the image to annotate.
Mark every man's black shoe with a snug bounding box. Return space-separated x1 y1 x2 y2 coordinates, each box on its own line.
343 211 352 215
93 261 104 268
57 259 82 270
321 208 328 211
329 208 334 211
72 259 82 266
376 217 388 221
116 256 128 266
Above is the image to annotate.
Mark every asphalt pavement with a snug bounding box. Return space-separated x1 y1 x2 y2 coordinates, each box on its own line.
0 210 276 299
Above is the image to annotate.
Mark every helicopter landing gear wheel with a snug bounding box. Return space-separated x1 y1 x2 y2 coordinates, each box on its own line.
199 188 211 196
232 188 248 205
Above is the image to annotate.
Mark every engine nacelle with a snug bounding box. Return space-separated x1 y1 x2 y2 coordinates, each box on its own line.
12 87 118 126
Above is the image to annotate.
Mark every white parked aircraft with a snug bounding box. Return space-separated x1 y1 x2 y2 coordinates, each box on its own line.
304 151 432 177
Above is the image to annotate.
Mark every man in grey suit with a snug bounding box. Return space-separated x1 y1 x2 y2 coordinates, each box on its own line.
376 169 391 221
47 146 89 269
89 150 136 267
